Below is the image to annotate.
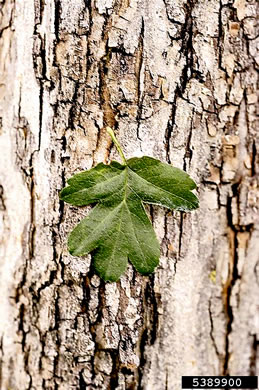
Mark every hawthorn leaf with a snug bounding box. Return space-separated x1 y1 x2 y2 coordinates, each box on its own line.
60 154 199 282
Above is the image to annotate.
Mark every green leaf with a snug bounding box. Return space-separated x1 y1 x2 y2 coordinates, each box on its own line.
60 131 199 282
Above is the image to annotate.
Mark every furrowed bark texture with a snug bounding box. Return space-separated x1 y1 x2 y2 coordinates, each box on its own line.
0 0 258 389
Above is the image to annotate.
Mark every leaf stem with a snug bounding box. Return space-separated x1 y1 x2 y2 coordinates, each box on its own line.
106 127 127 165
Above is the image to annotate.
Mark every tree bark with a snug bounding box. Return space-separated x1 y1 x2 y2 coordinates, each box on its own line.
0 0 258 389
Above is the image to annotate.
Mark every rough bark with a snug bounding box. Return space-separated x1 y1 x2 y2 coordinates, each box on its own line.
0 0 258 389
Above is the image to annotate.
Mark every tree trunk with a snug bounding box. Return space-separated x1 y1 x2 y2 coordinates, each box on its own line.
0 0 258 388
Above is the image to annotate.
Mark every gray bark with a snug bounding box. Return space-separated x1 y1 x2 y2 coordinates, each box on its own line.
0 0 258 389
